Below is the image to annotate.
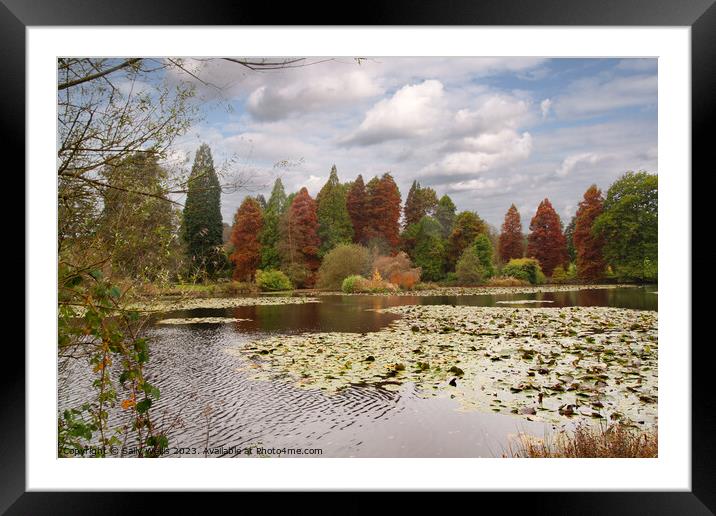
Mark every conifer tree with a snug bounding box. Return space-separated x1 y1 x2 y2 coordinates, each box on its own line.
404 181 438 228
347 174 368 245
473 233 495 278
181 144 224 276
527 198 568 276
447 211 487 270
364 173 401 252
498 204 524 263
259 178 287 270
279 187 321 286
435 194 457 237
316 165 353 255
230 197 263 281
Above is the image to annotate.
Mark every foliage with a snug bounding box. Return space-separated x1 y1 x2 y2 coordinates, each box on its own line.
455 247 484 285
390 270 421 290
373 251 414 279
447 211 488 270
473 233 495 279
434 194 457 238
340 271 398 293
364 173 402 252
97 153 181 281
574 185 606 281
341 275 365 293
317 243 372 290
593 171 658 282
498 204 524 263
487 276 529 287
229 197 264 281
317 165 353 255
527 198 568 276
502 258 546 285
279 187 321 287
564 215 577 263
407 216 446 281
58 265 166 457
181 144 226 278
346 174 368 245
259 178 287 270
404 180 438 228
255 269 293 291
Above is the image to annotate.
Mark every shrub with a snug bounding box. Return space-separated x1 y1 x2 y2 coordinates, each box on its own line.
283 263 312 289
551 263 577 284
502 258 545 285
455 247 484 285
413 281 440 291
487 276 529 287
341 270 398 293
390 269 421 290
255 269 293 291
373 251 413 279
317 243 371 290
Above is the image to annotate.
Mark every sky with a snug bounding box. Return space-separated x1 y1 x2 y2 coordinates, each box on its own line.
165 57 657 228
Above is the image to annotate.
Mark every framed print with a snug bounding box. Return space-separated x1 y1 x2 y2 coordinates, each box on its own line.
6 0 713 512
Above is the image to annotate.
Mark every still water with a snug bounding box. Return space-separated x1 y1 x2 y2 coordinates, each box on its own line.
58 286 657 457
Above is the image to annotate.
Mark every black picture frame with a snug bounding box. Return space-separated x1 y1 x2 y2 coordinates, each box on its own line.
5 0 712 512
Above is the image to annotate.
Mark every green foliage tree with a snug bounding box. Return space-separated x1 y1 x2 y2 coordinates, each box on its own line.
455 246 484 285
447 211 488 270
593 171 658 281
259 178 288 270
404 181 439 228
564 215 577 263
181 144 225 278
317 165 354 255
502 258 546 285
98 152 180 281
409 216 446 281
473 233 495 278
435 194 457 238
317 243 372 289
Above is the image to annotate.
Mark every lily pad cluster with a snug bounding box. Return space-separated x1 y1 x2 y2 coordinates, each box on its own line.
130 296 320 313
229 305 657 428
157 317 251 325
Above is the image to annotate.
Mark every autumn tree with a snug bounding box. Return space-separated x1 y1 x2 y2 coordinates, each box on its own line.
317 165 353 255
498 204 524 263
593 171 658 281
230 197 264 281
279 187 321 287
447 211 487 270
572 185 606 281
527 198 568 277
435 194 457 237
181 144 226 277
347 174 368 245
404 181 438 228
364 173 401 252
259 178 287 270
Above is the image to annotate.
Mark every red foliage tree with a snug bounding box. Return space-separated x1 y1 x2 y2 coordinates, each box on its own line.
281 187 321 285
573 184 606 281
527 198 568 276
347 174 368 244
230 197 263 281
365 173 401 252
498 204 524 263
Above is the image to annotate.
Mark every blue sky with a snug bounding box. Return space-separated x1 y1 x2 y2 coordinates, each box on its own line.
166 57 657 228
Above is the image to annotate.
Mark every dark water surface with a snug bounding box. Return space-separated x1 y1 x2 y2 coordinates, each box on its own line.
58 286 657 457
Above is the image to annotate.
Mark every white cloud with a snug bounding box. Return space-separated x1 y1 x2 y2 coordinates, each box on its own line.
555 152 603 177
540 98 552 119
553 74 657 118
342 80 445 146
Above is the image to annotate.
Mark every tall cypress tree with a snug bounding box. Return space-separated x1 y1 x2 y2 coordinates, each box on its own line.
527 198 568 276
404 180 438 228
259 178 287 269
181 144 224 276
347 174 368 244
435 194 457 238
316 165 353 255
498 204 524 263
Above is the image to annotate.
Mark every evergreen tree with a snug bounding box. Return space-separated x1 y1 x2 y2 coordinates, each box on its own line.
230 197 263 281
409 216 446 281
316 165 354 255
574 185 606 281
593 171 657 281
181 144 225 276
447 211 487 270
473 233 495 278
404 181 438 228
259 178 287 270
527 198 568 276
347 174 368 244
435 194 457 237
564 215 577 263
255 194 267 210
498 204 524 263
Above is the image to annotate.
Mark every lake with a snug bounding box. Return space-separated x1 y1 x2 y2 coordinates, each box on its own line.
58 286 657 457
